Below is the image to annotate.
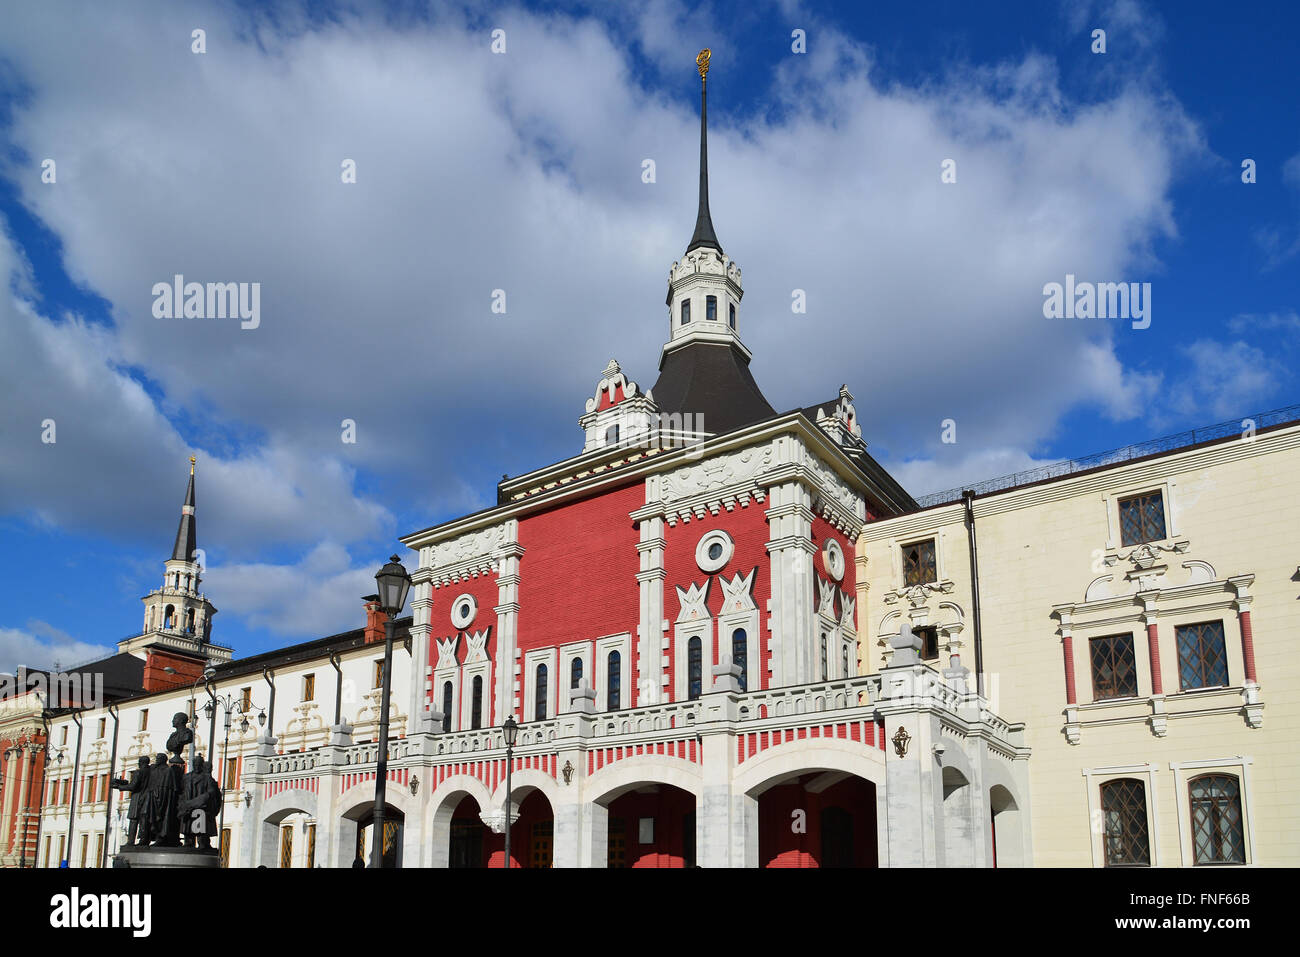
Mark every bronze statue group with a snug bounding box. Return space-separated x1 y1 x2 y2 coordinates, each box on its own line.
111 712 222 851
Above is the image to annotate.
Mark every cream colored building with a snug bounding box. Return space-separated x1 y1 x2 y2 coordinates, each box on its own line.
859 415 1300 867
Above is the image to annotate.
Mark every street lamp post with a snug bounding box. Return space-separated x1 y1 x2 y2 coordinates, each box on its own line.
203 694 250 865
369 555 411 869
502 715 519 869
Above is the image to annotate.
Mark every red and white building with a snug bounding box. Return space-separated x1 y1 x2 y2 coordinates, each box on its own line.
27 63 1031 869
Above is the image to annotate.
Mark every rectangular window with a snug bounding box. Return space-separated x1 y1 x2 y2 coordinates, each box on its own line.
85 776 96 804
1118 490 1167 546
44 837 51 869
240 687 251 712
220 828 231 868
306 823 317 869
226 757 239 789
60 726 68 746
728 302 736 329
1090 633 1139 700
1176 621 1229 690
139 709 149 731
680 299 691 324
901 539 937 587
915 625 940 661
706 295 717 320
62 779 70 804
97 718 106 738
279 826 294 869
373 660 384 689
303 674 316 702
58 836 65 867
1101 778 1150 867
79 835 88 868
94 833 104 869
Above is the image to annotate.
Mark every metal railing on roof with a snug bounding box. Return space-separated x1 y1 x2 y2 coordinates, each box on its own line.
912 402 1300 509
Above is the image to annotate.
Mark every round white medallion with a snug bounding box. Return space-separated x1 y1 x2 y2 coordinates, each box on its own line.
696 530 734 573
822 538 846 581
450 594 477 630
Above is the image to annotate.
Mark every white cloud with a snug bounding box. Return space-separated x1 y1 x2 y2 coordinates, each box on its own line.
202 542 377 638
0 620 115 674
0 2 1208 634
1168 339 1279 421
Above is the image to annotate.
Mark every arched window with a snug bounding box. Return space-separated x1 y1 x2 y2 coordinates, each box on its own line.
185 608 196 633
471 675 483 730
820 634 828 682
842 646 850 679
680 299 691 324
605 424 620 446
731 629 747 691
687 637 702 700
535 664 549 720
441 682 453 733
164 605 175 630
1100 778 1150 866
1189 774 1245 864
608 651 621 711
570 658 583 690
706 295 717 320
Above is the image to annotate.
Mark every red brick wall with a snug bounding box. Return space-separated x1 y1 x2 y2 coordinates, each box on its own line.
516 481 643 658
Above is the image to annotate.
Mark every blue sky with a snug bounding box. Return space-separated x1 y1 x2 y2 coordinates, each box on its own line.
1 0 1297 668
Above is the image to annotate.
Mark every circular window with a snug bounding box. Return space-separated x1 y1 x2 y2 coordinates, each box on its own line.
450 594 477 630
822 539 846 581
696 530 734 573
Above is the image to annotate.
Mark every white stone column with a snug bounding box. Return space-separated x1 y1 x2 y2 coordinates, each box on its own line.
634 504 667 706
406 569 434 728
764 476 817 686
493 521 523 724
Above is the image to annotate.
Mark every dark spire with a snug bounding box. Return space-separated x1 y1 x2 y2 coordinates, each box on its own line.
170 456 197 563
686 48 722 254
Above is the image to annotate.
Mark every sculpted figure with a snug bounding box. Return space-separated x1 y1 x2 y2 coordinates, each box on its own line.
142 752 182 846
166 711 193 762
180 757 219 849
110 756 151 845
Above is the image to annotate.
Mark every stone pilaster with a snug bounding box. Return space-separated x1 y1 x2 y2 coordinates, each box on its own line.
635 512 667 705
493 520 524 724
764 477 817 686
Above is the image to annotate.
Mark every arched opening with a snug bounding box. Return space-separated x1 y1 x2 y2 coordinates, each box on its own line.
258 805 316 868
989 784 1024 868
342 803 405 868
754 771 877 868
570 658 583 690
163 605 175 629
601 783 697 868
448 794 486 868
441 681 453 733
941 765 976 867
185 608 196 634
443 788 555 868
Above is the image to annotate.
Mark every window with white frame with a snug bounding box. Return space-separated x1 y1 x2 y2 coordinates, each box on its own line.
522 648 557 722
594 634 631 712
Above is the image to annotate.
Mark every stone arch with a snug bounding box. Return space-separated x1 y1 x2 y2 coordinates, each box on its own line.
940 764 976 867
490 768 562 809
583 756 704 806
428 774 494 868
338 781 416 868
735 740 885 869
989 782 1026 867
256 790 318 867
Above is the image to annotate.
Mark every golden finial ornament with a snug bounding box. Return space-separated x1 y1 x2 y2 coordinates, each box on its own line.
696 48 711 79
189 455 196 475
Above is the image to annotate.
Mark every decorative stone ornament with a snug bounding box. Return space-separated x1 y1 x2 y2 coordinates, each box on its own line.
822 538 846 581
450 593 477 630
695 529 734 573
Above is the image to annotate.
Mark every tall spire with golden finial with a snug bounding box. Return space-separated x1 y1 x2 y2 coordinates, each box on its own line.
171 456 197 562
687 48 722 254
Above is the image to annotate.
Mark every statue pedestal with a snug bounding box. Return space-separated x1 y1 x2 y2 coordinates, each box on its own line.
113 845 222 869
